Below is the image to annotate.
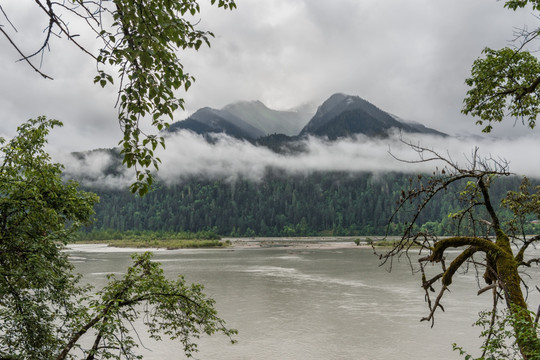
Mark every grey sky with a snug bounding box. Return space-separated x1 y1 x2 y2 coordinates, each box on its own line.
0 0 538 154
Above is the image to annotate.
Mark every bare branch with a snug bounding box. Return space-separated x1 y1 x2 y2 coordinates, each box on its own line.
478 177 501 231
478 283 498 296
421 284 448 328
0 5 18 31
481 287 500 358
0 26 53 79
516 235 540 265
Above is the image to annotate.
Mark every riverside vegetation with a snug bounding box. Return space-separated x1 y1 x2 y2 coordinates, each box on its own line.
75 230 228 249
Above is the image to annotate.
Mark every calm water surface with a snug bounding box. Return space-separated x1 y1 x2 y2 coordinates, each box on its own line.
67 245 540 360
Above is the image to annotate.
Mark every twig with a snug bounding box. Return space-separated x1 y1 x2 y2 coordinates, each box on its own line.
0 5 18 31
0 26 53 79
478 283 498 296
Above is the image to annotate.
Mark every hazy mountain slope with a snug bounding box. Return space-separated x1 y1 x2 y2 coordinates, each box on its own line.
169 107 265 140
389 114 447 136
223 101 312 136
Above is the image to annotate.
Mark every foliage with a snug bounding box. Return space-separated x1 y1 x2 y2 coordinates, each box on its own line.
501 177 540 239
0 117 98 359
381 142 540 359
505 0 540 12
463 48 540 132
463 0 540 132
0 0 236 195
58 252 237 359
453 306 540 360
0 118 235 359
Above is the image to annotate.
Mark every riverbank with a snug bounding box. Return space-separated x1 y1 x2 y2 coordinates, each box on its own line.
224 236 375 249
68 236 385 251
69 239 226 250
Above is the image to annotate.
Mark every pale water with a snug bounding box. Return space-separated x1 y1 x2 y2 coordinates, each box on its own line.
67 245 540 359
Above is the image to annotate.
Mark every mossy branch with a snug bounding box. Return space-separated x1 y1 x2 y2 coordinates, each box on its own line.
430 236 503 263
441 246 478 286
516 234 540 265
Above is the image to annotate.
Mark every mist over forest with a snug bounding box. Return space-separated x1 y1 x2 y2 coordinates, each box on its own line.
59 132 540 238
53 94 540 238
59 130 540 188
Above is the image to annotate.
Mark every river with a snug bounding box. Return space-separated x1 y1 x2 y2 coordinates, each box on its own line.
66 244 540 359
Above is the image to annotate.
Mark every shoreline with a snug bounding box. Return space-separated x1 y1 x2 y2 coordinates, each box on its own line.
68 236 384 251
223 236 376 249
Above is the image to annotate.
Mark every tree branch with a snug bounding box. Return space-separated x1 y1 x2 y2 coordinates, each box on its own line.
478 176 501 231
441 246 479 286
430 236 502 262
516 234 540 265
0 26 53 79
421 284 448 327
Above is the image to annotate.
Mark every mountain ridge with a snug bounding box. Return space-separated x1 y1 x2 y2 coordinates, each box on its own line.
169 93 446 142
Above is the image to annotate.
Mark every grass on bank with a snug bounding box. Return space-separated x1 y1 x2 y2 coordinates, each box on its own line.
74 230 228 249
77 239 230 249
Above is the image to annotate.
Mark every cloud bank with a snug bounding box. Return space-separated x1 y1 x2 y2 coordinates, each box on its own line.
57 131 540 189
1 0 539 154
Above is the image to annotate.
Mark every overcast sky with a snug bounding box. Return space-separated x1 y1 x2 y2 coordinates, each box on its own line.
1 0 540 180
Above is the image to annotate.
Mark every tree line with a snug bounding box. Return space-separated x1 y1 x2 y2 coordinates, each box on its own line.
81 170 535 237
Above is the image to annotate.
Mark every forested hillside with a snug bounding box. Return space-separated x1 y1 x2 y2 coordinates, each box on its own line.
82 171 530 237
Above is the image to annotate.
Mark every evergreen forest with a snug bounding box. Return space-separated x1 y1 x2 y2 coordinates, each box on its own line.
81 170 537 238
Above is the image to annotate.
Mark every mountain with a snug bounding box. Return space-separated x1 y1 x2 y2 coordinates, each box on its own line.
223 100 312 136
169 101 314 140
169 93 446 144
300 93 446 139
168 107 265 140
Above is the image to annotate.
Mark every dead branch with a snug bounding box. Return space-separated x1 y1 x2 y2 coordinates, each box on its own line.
422 272 443 292
481 287 500 358
0 26 53 79
0 5 17 31
516 235 540 265
478 283 498 296
421 284 448 328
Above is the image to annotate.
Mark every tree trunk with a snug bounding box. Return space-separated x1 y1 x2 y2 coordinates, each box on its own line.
495 231 540 359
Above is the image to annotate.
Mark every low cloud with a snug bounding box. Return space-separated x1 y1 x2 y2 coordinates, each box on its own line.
56 150 134 189
57 130 540 189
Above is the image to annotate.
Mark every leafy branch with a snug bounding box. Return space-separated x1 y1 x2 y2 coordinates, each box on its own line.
0 0 236 195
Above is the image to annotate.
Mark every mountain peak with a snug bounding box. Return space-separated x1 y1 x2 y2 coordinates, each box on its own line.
301 93 445 139
222 100 269 113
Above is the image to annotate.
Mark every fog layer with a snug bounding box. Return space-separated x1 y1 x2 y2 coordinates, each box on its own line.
56 131 540 189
